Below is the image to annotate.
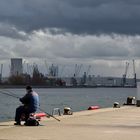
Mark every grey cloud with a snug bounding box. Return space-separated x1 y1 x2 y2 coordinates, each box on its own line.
53 44 127 59
43 33 131 59
0 48 11 59
0 27 138 63
0 0 140 34
0 44 14 59
0 23 28 40
130 37 140 57
0 29 140 77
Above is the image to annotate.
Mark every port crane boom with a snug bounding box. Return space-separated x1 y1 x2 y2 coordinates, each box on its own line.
132 59 137 87
123 62 129 86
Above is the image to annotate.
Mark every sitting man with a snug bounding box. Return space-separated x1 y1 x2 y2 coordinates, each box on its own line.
14 85 39 125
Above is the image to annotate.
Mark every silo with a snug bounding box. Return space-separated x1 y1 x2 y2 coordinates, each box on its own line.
11 58 23 76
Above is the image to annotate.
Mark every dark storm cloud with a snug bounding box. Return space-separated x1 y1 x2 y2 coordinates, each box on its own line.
0 23 28 40
0 0 140 34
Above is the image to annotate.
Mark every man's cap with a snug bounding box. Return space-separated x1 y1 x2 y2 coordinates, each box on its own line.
26 85 32 90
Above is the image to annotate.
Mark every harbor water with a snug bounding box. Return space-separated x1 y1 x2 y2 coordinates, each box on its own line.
0 87 137 122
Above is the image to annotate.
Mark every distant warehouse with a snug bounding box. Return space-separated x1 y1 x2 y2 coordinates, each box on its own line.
10 58 23 76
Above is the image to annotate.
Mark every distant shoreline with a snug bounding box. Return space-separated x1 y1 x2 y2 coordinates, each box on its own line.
0 85 137 89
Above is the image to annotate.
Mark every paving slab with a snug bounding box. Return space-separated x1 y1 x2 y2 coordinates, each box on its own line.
0 106 140 140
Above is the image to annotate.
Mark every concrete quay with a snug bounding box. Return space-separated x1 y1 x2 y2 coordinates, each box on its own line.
0 106 140 140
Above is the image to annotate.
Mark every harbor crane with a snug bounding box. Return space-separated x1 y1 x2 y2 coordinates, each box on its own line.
122 62 129 86
74 64 83 77
0 64 3 82
44 60 49 75
86 65 91 76
59 65 65 78
132 59 137 87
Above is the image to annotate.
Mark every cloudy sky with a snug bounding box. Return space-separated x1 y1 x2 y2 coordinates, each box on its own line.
0 0 140 78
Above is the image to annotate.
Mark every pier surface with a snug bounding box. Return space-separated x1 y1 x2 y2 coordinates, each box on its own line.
0 106 140 140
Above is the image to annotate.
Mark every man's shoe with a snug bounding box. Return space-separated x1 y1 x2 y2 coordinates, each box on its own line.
14 122 21 125
24 122 28 126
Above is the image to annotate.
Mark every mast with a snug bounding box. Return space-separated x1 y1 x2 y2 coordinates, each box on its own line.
122 62 129 86
132 59 137 87
0 64 3 82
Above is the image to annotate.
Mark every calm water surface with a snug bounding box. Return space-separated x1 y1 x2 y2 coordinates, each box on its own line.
0 88 137 122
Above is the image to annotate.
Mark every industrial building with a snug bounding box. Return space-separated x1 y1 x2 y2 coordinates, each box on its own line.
10 58 23 76
62 75 136 87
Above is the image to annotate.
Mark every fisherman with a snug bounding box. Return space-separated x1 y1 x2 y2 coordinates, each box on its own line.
14 85 39 125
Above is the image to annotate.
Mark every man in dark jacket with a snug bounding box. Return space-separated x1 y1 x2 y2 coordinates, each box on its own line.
14 86 39 125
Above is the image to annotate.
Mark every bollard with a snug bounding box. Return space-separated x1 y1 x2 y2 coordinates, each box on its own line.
113 102 120 108
63 107 73 115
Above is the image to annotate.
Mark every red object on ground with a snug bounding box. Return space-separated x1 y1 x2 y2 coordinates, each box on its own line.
88 106 100 110
34 112 47 119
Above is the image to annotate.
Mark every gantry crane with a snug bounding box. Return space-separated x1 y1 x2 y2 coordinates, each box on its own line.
0 64 3 82
122 62 129 86
74 64 83 77
132 59 137 87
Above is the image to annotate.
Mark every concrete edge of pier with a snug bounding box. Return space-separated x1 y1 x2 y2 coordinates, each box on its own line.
0 106 140 140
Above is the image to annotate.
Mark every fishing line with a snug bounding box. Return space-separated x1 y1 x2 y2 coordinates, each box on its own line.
0 89 20 98
0 90 19 99
0 90 20 121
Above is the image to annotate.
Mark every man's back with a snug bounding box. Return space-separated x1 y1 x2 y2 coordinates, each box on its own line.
29 91 39 112
20 91 39 112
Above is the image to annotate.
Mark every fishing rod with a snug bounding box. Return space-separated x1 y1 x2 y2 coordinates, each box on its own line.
0 89 20 98
0 90 19 99
39 107 60 122
0 89 60 122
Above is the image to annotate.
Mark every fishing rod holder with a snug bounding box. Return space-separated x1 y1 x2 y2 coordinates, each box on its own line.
52 108 61 116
